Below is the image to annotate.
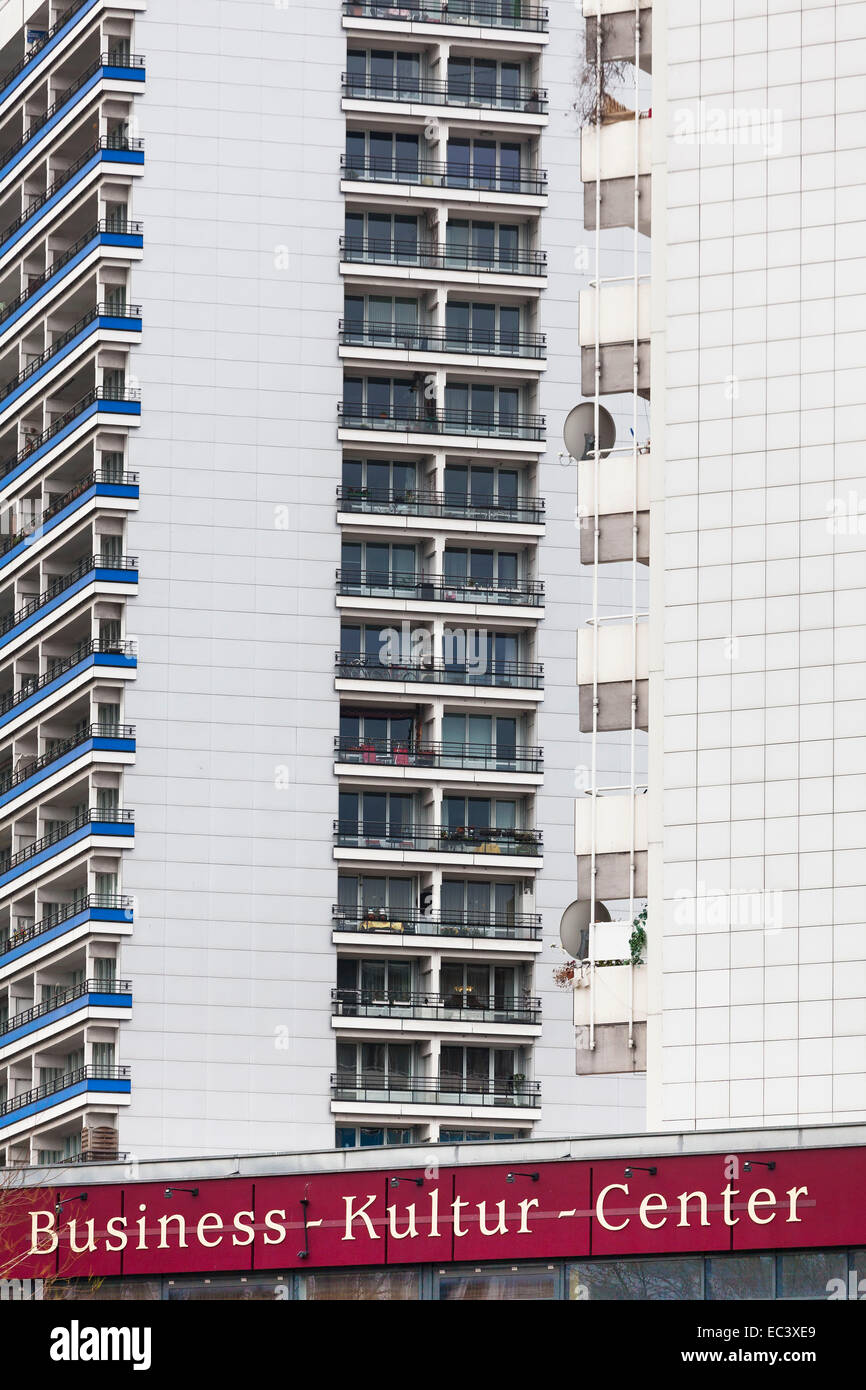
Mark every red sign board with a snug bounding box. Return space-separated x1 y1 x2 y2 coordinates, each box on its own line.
7 1145 865 1278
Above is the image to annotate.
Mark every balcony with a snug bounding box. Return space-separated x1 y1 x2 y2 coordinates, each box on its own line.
0 388 142 495
0 723 136 814
574 791 647 899
584 0 652 74
343 0 549 32
337 484 544 526
331 1071 540 1107
0 138 145 268
0 978 132 1052
0 304 142 422
0 1063 130 1131
336 568 544 607
0 470 139 579
577 444 650 564
332 987 540 1025
340 235 546 280
576 623 648 734
342 73 547 115
0 53 145 189
338 403 545 441
0 893 133 970
0 806 134 892
0 553 138 654
334 820 543 857
335 736 542 774
0 220 144 344
339 319 545 362
0 640 137 734
578 280 650 398
581 112 651 235
335 652 543 691
341 154 547 199
0 0 108 110
332 903 542 940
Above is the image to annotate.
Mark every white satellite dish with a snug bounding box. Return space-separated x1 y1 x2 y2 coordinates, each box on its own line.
559 898 611 959
563 402 616 461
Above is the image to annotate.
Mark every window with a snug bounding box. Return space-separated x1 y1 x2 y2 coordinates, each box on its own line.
443 463 521 513
301 1269 419 1301
439 1045 518 1092
345 130 419 180
447 56 523 108
706 1256 775 1301
440 961 519 1011
338 707 416 760
337 874 416 928
439 1129 515 1143
441 711 518 768
446 219 521 271
335 1126 415 1150
446 138 523 190
340 539 417 594
336 955 413 1006
343 294 420 348
440 878 518 931
442 546 521 599
336 1041 415 1093
438 1265 557 1300
342 375 421 426
777 1251 847 1300
567 1259 703 1301
344 211 419 264
445 302 521 353
346 48 421 99
342 457 419 505
337 789 414 847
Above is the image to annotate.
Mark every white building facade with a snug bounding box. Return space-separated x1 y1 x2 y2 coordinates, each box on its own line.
0 0 646 1167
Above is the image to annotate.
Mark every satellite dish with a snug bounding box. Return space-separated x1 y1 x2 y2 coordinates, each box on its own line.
559 898 611 959
563 402 616 461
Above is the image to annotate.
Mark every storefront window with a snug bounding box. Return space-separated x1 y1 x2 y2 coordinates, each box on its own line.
438 1264 558 1300
301 1269 419 1300
46 1278 161 1301
706 1256 774 1301
568 1258 702 1301
166 1274 289 1300
778 1251 847 1299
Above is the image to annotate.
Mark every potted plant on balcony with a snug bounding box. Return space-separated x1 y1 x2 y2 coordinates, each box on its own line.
629 905 647 965
553 960 576 989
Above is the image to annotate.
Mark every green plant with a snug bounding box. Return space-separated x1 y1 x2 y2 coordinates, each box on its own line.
629 905 647 966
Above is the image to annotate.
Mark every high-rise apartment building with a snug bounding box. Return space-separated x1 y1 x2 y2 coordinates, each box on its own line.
575 0 866 1131
0 0 649 1168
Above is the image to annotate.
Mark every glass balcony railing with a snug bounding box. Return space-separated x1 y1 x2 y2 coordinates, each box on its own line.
332 987 541 1024
340 234 547 276
339 319 545 358
337 483 544 524
335 652 544 689
334 737 542 772
332 903 542 938
336 568 544 606
341 154 547 197
338 404 545 440
331 1071 541 1107
342 0 549 33
334 820 543 855
342 73 547 113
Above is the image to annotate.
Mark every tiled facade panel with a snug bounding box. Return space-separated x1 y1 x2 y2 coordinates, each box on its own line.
653 0 866 1128
122 0 345 1155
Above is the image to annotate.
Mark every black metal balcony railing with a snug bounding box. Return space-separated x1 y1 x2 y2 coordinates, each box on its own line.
0 387 142 485
0 1064 130 1120
334 820 543 856
0 892 132 957
0 978 131 1040
336 568 544 606
342 73 547 114
340 235 547 276
332 903 542 938
0 303 141 409
0 137 144 254
339 319 546 359
331 1071 541 1107
0 54 145 173
0 639 136 720
335 652 544 689
0 0 93 97
341 155 547 198
0 722 135 798
0 806 133 878
332 987 541 1023
0 469 137 562
338 403 545 440
0 220 143 332
0 553 138 643
334 737 542 772
337 484 544 524
342 0 550 33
